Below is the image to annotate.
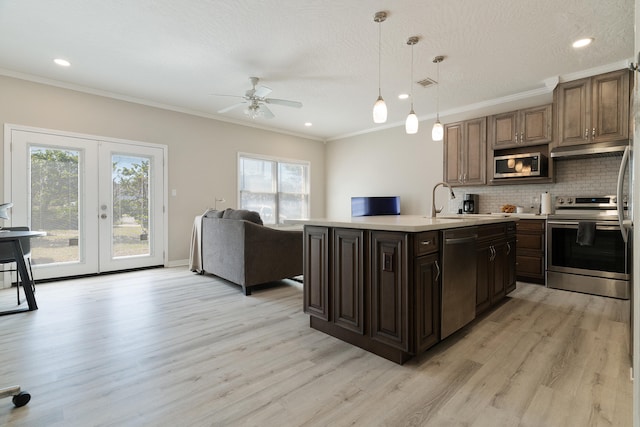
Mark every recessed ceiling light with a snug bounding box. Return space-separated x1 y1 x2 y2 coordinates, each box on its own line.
398 93 409 100
54 58 71 67
572 38 594 48
304 122 312 127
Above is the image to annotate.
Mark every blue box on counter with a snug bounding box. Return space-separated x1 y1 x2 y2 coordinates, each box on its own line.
351 196 400 217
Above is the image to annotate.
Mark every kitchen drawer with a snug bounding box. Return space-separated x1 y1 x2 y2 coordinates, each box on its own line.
515 220 545 232
516 255 544 276
517 233 544 252
414 231 439 256
477 223 507 242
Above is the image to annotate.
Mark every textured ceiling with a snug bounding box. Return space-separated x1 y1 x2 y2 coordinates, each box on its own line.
0 0 634 140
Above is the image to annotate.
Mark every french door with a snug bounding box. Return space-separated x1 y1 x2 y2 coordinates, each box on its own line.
6 126 166 280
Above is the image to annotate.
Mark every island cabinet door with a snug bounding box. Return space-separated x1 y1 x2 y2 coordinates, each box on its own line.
332 228 366 334
505 236 517 294
491 240 507 302
414 253 440 353
303 226 330 321
369 231 410 352
475 241 492 316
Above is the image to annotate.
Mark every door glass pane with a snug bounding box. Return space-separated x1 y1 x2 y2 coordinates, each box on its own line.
30 147 80 265
112 155 150 258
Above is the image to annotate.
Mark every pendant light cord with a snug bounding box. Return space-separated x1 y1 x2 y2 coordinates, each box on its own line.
435 59 440 120
378 21 382 97
410 42 414 109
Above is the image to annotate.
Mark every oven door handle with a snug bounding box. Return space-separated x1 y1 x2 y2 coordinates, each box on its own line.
547 221 621 230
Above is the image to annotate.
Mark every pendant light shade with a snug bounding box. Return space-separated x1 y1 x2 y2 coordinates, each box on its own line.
372 11 387 124
406 109 419 134
373 94 387 123
432 56 445 141
431 120 444 141
405 36 419 134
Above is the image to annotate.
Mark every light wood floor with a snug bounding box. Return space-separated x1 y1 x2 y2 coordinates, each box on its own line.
0 267 633 426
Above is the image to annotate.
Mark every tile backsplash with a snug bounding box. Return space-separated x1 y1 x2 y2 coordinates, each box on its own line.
449 155 628 214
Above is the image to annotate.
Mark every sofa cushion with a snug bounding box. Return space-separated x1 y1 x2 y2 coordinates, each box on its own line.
222 208 263 225
203 209 224 218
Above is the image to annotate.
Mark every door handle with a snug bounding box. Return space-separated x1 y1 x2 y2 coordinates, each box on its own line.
434 260 441 282
101 213 107 219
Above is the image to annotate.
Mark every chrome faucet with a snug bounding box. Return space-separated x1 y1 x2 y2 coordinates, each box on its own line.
431 182 456 218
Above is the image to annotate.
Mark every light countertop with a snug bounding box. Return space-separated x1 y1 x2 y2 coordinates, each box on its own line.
442 213 549 220
288 214 518 233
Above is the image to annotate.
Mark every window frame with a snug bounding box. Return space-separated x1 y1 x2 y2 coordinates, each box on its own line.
237 152 310 225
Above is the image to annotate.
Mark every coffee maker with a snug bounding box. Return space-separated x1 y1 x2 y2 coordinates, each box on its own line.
463 193 479 214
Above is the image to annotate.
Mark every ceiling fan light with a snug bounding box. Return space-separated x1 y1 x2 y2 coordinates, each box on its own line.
406 109 419 134
373 96 387 123
432 120 444 141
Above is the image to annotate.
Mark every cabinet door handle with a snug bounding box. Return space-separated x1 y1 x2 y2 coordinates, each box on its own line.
515 132 518 143
584 128 589 140
489 245 496 261
520 132 524 143
507 242 511 255
420 240 433 246
434 260 441 282
592 127 596 137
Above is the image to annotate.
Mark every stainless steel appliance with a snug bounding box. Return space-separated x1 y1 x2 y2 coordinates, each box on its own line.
547 193 630 299
494 152 548 178
441 227 478 339
462 193 479 214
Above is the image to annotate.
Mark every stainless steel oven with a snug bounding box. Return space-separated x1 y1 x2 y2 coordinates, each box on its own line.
546 195 630 299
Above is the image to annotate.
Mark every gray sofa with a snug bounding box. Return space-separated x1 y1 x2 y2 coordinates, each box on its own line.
200 208 303 295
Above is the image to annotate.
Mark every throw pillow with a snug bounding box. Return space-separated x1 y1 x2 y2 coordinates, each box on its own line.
203 209 224 218
222 208 263 225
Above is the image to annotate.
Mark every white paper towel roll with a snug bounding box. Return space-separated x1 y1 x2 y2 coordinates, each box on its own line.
541 192 552 214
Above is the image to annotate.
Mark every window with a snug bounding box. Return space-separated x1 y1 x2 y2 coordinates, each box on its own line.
238 154 309 225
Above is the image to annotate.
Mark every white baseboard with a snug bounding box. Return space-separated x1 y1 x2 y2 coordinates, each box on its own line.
167 259 189 268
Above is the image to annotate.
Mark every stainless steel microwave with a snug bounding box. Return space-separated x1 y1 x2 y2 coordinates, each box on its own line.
494 152 547 178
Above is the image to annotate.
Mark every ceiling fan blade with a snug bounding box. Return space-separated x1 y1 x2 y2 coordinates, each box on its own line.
217 102 246 113
265 98 303 108
259 104 275 119
254 85 272 98
210 93 244 98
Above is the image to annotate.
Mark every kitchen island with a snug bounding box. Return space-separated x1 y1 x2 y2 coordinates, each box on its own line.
299 215 517 364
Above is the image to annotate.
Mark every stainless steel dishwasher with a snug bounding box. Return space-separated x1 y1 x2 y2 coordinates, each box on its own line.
441 227 478 339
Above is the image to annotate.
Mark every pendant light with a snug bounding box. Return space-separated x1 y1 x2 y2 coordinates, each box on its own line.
372 11 387 123
432 56 445 141
405 36 419 134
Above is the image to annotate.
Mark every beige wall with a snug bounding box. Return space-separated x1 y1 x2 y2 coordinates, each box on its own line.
0 75 326 264
325 123 444 218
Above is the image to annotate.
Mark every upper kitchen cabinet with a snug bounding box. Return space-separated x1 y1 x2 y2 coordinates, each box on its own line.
443 117 487 186
555 69 630 147
490 104 553 149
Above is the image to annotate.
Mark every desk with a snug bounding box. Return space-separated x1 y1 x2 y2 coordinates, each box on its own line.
0 230 45 315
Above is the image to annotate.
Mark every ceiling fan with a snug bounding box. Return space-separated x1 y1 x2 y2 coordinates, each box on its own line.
214 77 303 119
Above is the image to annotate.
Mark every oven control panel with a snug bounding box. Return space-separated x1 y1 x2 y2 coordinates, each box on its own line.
554 195 627 209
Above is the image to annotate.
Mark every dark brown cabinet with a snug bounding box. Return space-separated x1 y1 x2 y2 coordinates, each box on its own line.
303 223 514 364
370 231 409 352
444 117 487 186
303 226 330 321
303 226 442 364
515 219 545 284
556 69 630 147
414 232 440 354
490 104 553 149
476 223 516 316
333 228 365 334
